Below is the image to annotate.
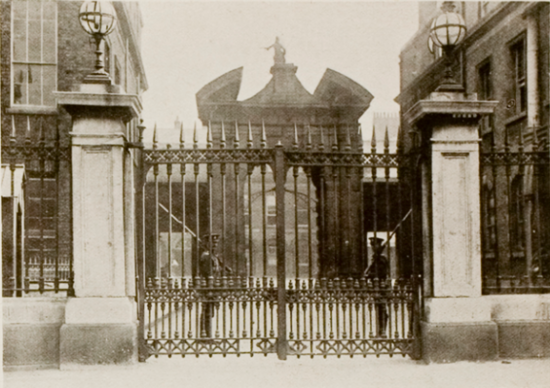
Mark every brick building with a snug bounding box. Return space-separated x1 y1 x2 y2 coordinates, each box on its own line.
397 2 550 291
1 0 147 297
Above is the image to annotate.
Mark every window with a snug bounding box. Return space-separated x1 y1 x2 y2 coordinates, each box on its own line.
510 38 527 114
12 0 57 106
478 61 492 100
478 60 494 134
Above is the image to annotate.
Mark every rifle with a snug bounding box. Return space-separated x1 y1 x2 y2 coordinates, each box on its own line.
379 208 412 250
158 203 232 273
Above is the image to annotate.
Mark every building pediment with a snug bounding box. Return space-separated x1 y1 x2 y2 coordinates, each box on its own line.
196 67 243 105
314 69 373 110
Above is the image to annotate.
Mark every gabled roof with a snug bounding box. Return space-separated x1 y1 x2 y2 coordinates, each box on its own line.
314 69 374 109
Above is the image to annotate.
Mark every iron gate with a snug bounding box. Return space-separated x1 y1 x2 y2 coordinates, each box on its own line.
136 122 421 359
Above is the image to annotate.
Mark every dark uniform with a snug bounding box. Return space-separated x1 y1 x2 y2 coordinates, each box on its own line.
198 234 230 337
364 237 389 338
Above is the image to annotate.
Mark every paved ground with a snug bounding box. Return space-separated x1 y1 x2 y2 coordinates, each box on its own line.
5 357 550 388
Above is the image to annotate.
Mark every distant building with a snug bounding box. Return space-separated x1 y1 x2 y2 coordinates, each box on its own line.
1 1 148 295
142 44 374 279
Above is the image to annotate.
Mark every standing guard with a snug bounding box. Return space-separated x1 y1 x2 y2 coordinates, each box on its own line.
364 237 389 338
199 233 231 338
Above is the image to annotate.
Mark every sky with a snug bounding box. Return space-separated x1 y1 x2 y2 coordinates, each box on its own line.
139 1 419 142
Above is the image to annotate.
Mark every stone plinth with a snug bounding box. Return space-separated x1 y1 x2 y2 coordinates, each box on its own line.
406 91 497 363
55 82 141 367
3 299 67 370
488 294 550 358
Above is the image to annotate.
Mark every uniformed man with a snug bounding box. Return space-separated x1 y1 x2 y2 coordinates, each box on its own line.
199 233 222 279
364 237 389 337
199 234 231 337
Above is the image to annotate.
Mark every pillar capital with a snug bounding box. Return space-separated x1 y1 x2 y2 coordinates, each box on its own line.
405 91 497 130
54 83 142 125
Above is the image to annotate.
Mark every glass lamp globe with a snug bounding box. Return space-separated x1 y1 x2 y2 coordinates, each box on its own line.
429 4 467 48
79 1 117 37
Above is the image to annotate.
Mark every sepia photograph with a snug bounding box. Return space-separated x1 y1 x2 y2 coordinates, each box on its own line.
1 1 549 387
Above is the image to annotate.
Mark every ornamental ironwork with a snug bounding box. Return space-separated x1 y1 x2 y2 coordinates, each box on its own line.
143 275 416 358
144 148 274 166
480 151 550 166
2 145 71 163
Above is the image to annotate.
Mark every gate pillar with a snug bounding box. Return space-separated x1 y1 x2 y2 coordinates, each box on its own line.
55 82 142 367
406 91 497 363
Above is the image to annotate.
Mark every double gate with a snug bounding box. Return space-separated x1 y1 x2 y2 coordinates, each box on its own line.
136 123 421 359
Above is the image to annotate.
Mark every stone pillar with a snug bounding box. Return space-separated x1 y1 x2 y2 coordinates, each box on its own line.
55 82 142 367
405 91 497 363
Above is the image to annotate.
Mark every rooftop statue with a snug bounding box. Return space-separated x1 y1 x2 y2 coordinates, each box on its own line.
265 37 286 65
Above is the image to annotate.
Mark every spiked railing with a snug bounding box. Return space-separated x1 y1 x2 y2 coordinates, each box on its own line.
2 115 73 296
480 124 550 294
139 120 417 359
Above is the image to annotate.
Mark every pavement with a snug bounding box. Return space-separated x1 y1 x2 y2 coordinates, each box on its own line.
4 356 550 388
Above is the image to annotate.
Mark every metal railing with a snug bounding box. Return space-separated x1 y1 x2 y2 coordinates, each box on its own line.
137 121 421 359
143 275 416 358
2 115 73 297
480 125 550 294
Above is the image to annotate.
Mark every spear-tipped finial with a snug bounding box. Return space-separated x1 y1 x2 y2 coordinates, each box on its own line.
179 122 185 149
193 122 199 149
293 123 299 149
221 120 226 149
384 126 390 152
247 121 253 149
260 120 267 148
306 124 312 151
518 124 524 152
371 125 377 153
10 115 16 143
207 121 213 149
396 126 401 154
344 125 351 151
332 125 338 151
152 123 158 149
319 125 325 151
39 117 45 143
532 124 539 150
25 116 32 145
234 121 240 148
504 126 510 152
55 117 61 143
357 125 364 152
